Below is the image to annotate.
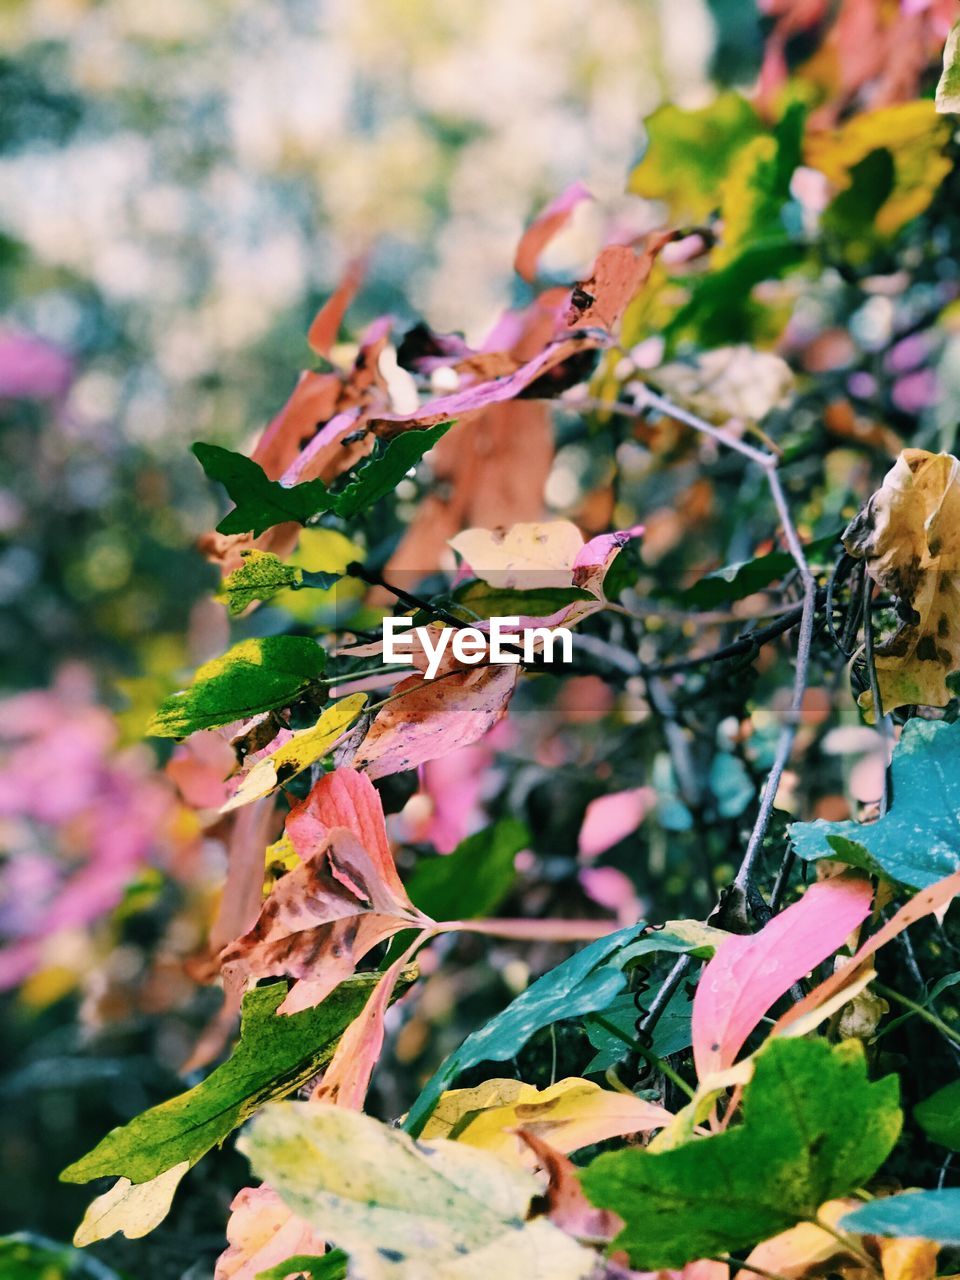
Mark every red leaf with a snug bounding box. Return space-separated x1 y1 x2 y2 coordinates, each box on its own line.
514 182 593 284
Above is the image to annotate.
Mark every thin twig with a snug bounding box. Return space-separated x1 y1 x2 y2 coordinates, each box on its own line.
862 578 891 817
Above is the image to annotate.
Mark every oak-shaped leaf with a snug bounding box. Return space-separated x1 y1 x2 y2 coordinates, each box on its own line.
194 424 450 538
60 974 409 1190
239 1102 597 1280
789 718 960 888
842 449 960 716
580 1037 902 1269
148 636 326 739
220 770 429 1014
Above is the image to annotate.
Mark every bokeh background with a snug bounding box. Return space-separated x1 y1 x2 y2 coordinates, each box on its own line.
0 3 755 1266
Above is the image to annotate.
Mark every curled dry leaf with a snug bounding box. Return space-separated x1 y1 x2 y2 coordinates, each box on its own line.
219 770 428 1013
843 449 960 716
516 1128 623 1244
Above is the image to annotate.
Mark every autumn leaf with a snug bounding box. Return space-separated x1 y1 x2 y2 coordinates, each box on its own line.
936 21 960 113
221 694 367 812
220 771 428 1013
218 551 306 615
73 1162 190 1247
239 1102 597 1279
350 665 518 780
841 1190 960 1245
61 975 409 1194
420 1076 671 1164
691 876 873 1080
214 1185 330 1280
514 182 592 283
842 449 960 716
804 102 952 237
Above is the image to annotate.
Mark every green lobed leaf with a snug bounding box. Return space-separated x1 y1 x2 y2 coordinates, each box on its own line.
580 1037 902 1269
789 718 960 889
406 818 529 921
331 422 451 519
148 635 326 738
915 1079 960 1151
628 93 763 221
219 550 304 615
61 975 410 1186
841 1190 960 1244
256 1252 349 1280
194 423 451 537
193 443 336 536
404 923 649 1136
936 21 960 114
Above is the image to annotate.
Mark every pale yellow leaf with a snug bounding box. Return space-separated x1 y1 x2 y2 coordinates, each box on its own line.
73 1161 189 1245
449 521 584 589
239 1101 597 1280
421 1076 671 1165
221 693 367 812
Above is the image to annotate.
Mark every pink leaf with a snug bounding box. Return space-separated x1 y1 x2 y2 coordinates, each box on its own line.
351 666 518 780
692 876 873 1079
514 182 593 284
578 787 657 860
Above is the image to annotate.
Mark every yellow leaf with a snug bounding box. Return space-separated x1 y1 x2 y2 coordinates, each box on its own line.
221 693 367 812
73 1162 189 1246
843 449 960 715
449 521 584 589
421 1076 672 1164
804 102 952 237
743 1198 862 1279
880 1236 940 1280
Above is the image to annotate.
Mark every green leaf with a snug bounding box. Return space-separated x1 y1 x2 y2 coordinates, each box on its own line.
677 533 838 607
148 635 326 738
332 422 451 519
584 921 727 1072
915 1079 960 1151
789 718 960 888
194 424 451 537
665 240 808 349
219 550 304 615
823 149 896 247
193 443 336 536
61 975 410 1186
404 922 649 1136
841 1190 960 1244
256 1252 349 1280
449 580 594 622
580 1038 902 1269
240 1103 595 1280
0 1235 123 1280
936 21 960 114
406 818 528 921
584 980 694 1072
629 93 763 221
